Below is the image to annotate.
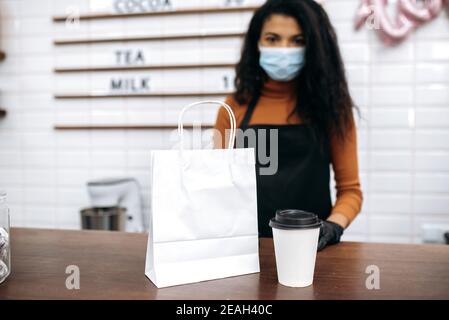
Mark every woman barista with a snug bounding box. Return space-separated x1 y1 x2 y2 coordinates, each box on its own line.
214 0 363 251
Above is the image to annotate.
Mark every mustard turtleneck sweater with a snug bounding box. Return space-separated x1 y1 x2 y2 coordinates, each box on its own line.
213 79 363 225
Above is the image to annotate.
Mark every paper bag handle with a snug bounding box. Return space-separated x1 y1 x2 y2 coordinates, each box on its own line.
178 100 237 150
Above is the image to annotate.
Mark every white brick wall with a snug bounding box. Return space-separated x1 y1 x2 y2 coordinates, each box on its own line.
0 0 448 243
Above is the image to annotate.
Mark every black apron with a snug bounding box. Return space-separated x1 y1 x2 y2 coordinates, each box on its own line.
237 94 332 237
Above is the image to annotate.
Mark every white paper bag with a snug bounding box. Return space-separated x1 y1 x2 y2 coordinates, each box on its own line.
145 101 260 288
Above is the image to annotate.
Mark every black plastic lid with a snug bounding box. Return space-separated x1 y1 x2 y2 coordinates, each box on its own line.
269 209 322 230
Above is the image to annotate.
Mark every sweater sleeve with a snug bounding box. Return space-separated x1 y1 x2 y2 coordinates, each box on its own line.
213 96 235 149
329 114 363 224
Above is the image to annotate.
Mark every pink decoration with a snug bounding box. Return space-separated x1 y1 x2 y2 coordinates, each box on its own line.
355 0 449 46
399 0 442 22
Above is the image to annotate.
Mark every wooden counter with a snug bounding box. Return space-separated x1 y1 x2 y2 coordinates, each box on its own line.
0 228 448 300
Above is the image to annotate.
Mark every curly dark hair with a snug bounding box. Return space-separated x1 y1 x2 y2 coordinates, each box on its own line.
235 0 357 144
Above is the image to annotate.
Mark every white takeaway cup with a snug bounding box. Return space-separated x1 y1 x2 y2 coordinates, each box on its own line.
269 209 322 288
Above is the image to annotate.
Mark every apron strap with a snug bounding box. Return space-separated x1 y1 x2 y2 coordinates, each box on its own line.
239 92 260 130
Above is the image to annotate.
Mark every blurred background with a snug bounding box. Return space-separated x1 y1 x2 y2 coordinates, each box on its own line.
0 0 448 244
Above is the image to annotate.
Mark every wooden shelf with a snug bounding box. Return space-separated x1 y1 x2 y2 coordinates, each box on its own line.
54 124 214 130
0 109 6 118
54 32 245 46
54 63 236 73
54 92 231 99
53 5 259 22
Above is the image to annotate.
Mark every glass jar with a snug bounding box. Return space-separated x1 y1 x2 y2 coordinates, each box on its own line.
0 191 10 284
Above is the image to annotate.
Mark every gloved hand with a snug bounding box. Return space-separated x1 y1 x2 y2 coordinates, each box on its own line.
318 220 344 251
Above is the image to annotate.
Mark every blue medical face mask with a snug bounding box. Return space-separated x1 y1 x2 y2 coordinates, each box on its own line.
259 46 306 81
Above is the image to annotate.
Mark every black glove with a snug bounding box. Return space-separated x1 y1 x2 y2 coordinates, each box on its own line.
318 221 344 251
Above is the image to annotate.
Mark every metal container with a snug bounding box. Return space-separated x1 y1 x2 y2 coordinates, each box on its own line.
86 177 144 232
80 207 127 231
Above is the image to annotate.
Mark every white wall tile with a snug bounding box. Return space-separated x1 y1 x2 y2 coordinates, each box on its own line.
21 93 54 111
368 194 412 214
370 173 412 193
334 21 369 42
19 0 53 18
56 131 90 149
127 150 151 169
90 131 126 148
0 151 22 167
350 86 369 108
325 0 359 21
57 187 89 206
414 16 449 40
346 64 369 85
416 63 449 84
414 195 449 215
370 108 410 128
0 133 21 149
126 131 167 149
24 187 56 205
201 38 243 63
19 17 53 35
21 151 56 168
90 19 125 38
416 109 449 128
369 235 412 244
414 173 449 193
201 12 243 33
18 75 53 92
371 64 414 84
23 205 56 229
21 133 56 150
0 36 20 55
23 169 56 187
52 20 90 38
3 187 24 205
89 168 128 180
416 41 449 61
0 17 21 36
340 43 370 62
370 151 413 171
20 113 55 130
416 86 449 106
57 168 90 187
371 130 413 149
19 35 53 54
371 86 414 106
0 0 21 19
54 206 82 230
0 168 23 187
415 152 449 171
371 43 414 62
90 151 127 168
56 151 90 168
369 216 412 236
415 130 449 149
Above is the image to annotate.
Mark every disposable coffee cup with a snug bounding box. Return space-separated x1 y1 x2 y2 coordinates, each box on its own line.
269 209 322 287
